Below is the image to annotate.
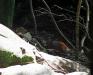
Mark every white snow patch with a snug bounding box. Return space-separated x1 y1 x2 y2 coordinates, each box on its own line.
0 24 37 62
66 72 88 75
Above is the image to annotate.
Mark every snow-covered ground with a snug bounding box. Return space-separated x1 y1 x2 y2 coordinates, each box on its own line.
0 24 90 75
0 63 88 75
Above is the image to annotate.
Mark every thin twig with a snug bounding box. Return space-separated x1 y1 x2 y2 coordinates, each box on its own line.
81 0 90 50
53 5 75 14
85 0 90 40
35 6 92 42
53 4 84 21
35 49 67 74
35 8 67 18
35 7 90 33
32 38 47 52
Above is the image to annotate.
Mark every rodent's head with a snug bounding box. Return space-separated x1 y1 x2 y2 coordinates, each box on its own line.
16 27 27 34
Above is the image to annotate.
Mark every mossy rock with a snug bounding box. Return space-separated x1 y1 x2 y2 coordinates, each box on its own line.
0 50 33 68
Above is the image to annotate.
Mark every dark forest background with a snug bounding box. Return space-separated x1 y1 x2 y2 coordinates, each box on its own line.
0 0 93 73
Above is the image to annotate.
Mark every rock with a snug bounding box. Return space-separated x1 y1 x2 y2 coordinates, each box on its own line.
15 27 32 42
23 32 32 42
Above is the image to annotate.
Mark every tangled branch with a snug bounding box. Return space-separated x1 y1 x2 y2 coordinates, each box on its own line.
41 0 76 50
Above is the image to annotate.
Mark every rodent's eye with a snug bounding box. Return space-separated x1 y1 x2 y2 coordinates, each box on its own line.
17 33 24 38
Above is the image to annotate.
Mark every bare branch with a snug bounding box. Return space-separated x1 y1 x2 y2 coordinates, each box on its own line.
35 8 67 18
75 0 82 50
29 0 37 34
81 0 91 49
41 0 76 50
35 6 92 43
53 5 75 14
